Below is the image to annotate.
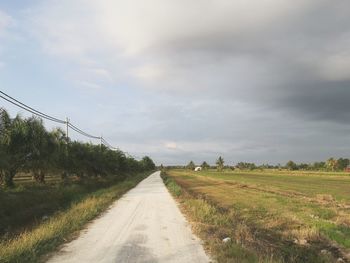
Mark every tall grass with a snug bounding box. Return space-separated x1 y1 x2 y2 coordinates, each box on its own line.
161 172 262 262
0 176 135 238
0 173 147 263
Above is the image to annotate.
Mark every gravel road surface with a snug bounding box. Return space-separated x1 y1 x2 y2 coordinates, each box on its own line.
47 171 210 263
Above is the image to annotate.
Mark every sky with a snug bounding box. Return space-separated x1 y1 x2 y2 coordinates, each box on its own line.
0 0 350 165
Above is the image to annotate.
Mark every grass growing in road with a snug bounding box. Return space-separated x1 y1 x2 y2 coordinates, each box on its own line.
163 169 350 263
0 173 148 263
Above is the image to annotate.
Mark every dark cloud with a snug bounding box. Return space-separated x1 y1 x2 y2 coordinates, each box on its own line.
17 0 350 164
139 1 350 126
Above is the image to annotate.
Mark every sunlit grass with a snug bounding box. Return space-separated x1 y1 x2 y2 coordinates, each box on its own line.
163 169 350 262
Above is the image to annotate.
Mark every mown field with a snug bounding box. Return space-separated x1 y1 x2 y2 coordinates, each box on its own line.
163 169 350 263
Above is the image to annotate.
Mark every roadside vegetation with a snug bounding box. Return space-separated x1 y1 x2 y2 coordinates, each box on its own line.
0 108 156 262
162 169 350 263
0 108 155 188
0 173 148 263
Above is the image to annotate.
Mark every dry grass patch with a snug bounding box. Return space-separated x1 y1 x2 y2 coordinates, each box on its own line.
163 169 350 262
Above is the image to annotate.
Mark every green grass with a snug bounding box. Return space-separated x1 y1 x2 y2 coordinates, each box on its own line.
163 169 350 263
0 175 128 238
163 175 182 197
0 173 148 263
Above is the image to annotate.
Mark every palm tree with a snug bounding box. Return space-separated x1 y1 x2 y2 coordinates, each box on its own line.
25 117 57 183
50 128 69 179
216 156 224 172
0 110 29 187
326 158 338 171
286 160 297 171
201 161 210 170
187 161 195 170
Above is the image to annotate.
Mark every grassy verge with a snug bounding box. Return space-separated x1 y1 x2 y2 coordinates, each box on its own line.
0 172 148 263
0 175 131 239
162 170 350 263
162 172 262 263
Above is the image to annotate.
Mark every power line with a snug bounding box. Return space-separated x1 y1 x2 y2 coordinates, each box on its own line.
101 137 118 150
68 122 101 140
0 94 66 124
0 90 118 150
0 91 66 124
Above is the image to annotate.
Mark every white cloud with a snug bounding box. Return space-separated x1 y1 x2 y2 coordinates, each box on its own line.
133 64 164 81
88 68 112 79
164 142 177 150
0 10 13 69
76 80 102 90
0 10 12 34
26 0 317 86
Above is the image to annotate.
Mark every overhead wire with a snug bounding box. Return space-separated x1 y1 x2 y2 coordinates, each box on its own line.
68 122 101 140
101 137 118 150
0 94 66 124
0 90 118 150
0 91 66 124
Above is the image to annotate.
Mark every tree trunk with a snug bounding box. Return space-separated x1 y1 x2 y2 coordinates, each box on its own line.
4 170 15 188
0 171 4 185
34 170 45 184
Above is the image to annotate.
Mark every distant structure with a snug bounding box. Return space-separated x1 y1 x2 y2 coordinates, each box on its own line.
345 165 350 173
194 166 202 172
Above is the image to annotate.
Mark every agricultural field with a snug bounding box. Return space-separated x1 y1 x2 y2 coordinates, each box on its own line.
163 169 350 263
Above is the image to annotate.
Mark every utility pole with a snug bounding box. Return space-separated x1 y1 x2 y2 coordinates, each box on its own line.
66 117 69 142
100 135 103 150
63 117 70 181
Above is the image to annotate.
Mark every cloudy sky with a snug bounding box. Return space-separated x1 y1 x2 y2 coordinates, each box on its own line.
1 1 350 165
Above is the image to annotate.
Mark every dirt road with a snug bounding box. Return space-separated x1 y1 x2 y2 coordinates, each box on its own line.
47 171 210 263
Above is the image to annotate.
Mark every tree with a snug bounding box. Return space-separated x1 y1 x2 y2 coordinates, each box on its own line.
298 163 309 170
141 156 156 171
236 162 257 170
326 158 338 171
24 117 57 183
201 161 210 170
286 160 298 171
337 158 349 171
187 161 195 170
216 156 224 172
312 161 326 170
50 128 69 179
0 108 157 187
0 110 31 187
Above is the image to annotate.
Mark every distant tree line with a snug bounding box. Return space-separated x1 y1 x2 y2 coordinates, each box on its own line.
182 157 350 172
285 158 350 171
185 157 226 171
0 108 155 187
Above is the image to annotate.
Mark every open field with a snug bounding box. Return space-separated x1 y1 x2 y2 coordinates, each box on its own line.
163 169 350 263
